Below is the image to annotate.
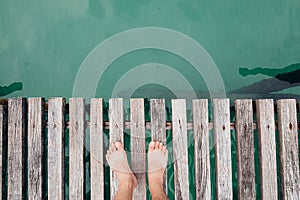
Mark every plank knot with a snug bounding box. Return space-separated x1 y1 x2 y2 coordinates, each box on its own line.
289 122 293 130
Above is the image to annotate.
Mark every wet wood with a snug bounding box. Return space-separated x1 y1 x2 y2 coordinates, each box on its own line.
7 98 26 199
277 99 300 199
192 99 211 200
130 99 146 200
172 99 189 200
150 99 167 192
256 99 277 200
213 99 232 199
90 98 104 200
109 98 124 200
48 98 65 200
28 98 45 199
69 98 85 199
235 99 255 199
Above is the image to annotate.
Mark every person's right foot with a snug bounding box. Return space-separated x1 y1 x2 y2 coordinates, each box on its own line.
148 141 168 190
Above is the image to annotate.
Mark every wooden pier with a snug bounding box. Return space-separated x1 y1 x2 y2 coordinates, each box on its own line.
0 98 299 199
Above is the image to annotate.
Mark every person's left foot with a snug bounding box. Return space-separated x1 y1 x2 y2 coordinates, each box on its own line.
106 142 137 189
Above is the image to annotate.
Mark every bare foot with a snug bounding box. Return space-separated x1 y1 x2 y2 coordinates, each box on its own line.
106 142 137 189
148 141 168 191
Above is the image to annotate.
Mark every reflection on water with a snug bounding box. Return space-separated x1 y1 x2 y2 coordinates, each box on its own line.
0 82 23 97
232 63 300 95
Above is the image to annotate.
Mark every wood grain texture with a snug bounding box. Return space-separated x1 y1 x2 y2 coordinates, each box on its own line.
0 104 7 200
192 99 211 200
171 99 189 200
48 98 65 200
109 98 124 200
130 99 146 200
150 99 167 192
90 98 104 200
0 106 2 200
213 99 232 199
277 99 300 199
7 98 26 200
150 99 166 143
69 98 85 200
27 98 45 200
235 99 255 199
256 99 278 200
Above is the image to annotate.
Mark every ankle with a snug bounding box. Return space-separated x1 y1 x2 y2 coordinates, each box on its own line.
118 179 135 190
149 178 163 191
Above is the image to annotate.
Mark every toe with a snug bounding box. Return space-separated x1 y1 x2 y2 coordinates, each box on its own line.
162 145 167 153
115 141 123 150
111 143 116 152
155 141 160 150
159 142 163 150
149 141 155 152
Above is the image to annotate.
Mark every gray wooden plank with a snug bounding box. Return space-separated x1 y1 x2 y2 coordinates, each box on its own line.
90 98 104 200
171 99 189 200
109 98 124 200
130 98 146 200
7 98 26 199
256 99 278 200
150 99 167 192
213 99 232 199
192 99 211 200
28 98 45 200
48 98 65 200
0 104 7 200
277 99 300 199
0 105 2 200
69 98 85 200
235 99 255 199
150 99 166 143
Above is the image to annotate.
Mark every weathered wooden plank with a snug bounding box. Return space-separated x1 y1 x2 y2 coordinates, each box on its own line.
109 98 124 200
90 98 104 200
150 99 167 192
28 98 45 199
213 99 232 199
130 99 146 200
69 98 85 200
171 99 189 200
192 99 211 200
256 99 278 200
7 98 26 199
235 99 255 199
277 99 300 199
0 105 1 200
0 104 8 200
48 98 65 200
150 99 166 143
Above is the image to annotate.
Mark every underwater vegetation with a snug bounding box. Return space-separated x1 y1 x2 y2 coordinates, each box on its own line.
0 82 23 97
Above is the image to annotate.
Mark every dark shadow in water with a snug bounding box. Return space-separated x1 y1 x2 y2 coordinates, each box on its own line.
0 82 23 97
232 63 300 95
